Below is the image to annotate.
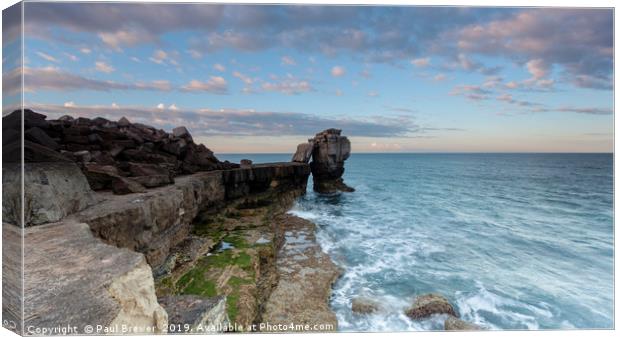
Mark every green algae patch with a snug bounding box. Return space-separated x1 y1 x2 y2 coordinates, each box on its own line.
226 276 254 325
176 265 218 297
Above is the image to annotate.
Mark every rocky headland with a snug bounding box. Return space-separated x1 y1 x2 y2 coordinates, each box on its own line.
2 109 351 334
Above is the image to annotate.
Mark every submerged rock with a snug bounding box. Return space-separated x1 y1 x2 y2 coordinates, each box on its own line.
405 293 458 319
351 297 380 314
445 316 482 330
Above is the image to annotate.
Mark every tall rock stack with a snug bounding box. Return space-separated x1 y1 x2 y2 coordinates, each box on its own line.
292 128 354 193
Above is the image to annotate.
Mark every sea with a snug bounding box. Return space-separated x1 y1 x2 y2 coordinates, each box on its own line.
218 153 614 331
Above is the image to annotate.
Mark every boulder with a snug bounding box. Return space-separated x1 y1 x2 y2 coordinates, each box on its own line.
112 177 146 195
83 164 121 190
351 297 380 314
25 127 60 150
127 162 170 177
2 162 97 226
405 293 458 320
159 295 228 333
129 175 173 188
172 126 193 142
118 116 131 126
445 316 482 330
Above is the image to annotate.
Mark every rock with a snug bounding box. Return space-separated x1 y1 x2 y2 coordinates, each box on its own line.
351 297 380 314
159 295 228 333
405 293 458 320
83 164 121 190
445 316 482 330
240 159 253 168
291 142 314 163
5 140 72 163
262 214 340 331
129 175 173 188
87 133 103 144
25 126 60 150
19 221 167 333
59 115 75 122
118 116 131 126
172 126 193 142
73 150 92 162
112 177 146 195
2 162 97 226
127 162 170 177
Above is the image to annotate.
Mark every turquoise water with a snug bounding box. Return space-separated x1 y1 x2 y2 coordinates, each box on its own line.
218 153 614 330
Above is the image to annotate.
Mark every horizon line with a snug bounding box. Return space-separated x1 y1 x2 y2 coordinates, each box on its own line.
216 151 614 155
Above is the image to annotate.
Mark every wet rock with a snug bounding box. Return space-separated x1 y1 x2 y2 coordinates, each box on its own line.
445 316 482 330
405 293 458 319
159 295 228 333
262 214 340 331
351 297 380 314
291 142 314 163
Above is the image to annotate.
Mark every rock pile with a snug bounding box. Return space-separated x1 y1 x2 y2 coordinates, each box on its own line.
292 128 354 193
2 109 239 194
404 293 483 331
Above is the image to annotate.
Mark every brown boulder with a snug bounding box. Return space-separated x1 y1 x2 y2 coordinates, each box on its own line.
112 177 146 195
404 293 458 319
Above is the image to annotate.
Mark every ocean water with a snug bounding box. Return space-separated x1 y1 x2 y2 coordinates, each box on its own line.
218 153 614 331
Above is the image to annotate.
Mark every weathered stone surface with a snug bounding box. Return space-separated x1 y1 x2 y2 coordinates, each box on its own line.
112 177 147 195
262 214 340 331
3 162 97 226
159 295 228 333
310 129 353 193
405 293 458 320
70 162 310 268
22 220 167 333
83 164 122 190
291 142 314 163
445 316 482 330
351 297 380 314
118 116 131 126
129 175 174 188
172 126 193 142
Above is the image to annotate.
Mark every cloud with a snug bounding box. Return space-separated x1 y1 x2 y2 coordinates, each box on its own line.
63 101 75 107
367 91 379 97
281 55 296 66
450 8 612 89
411 57 430 67
213 63 226 72
79 48 92 54
25 102 418 138
331 66 345 77
149 49 168 64
533 106 613 115
433 73 446 81
4 67 172 94
95 61 115 73
261 77 313 95
181 76 228 94
232 71 253 85
99 29 154 50
496 93 541 107
36 51 59 63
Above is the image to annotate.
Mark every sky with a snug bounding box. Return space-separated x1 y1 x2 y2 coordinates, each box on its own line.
2 2 614 153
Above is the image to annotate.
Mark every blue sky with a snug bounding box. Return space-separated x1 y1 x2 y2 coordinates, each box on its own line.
2 3 613 153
